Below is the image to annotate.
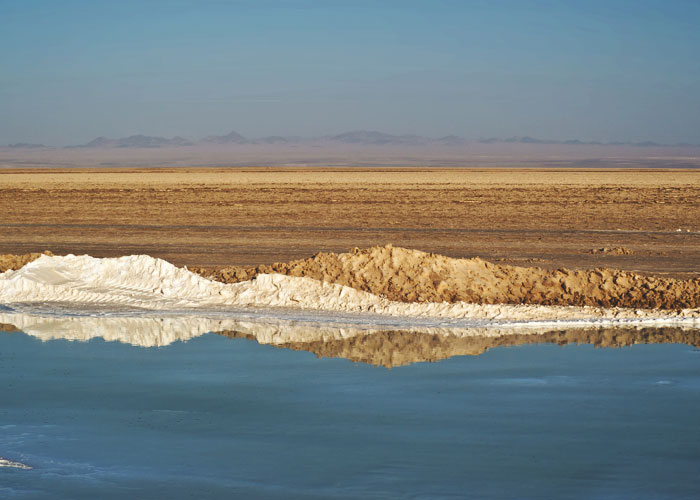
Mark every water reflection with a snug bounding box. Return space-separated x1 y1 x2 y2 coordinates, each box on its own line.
2 313 699 367
223 327 700 367
0 457 32 470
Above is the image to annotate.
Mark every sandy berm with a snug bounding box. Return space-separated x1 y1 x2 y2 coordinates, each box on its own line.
3 245 700 310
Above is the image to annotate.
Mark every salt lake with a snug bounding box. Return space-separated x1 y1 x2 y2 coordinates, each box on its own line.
2 324 699 499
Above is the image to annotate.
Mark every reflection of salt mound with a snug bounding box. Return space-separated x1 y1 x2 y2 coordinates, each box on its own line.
0 312 597 348
3 313 699 367
0 314 214 347
0 457 31 470
0 313 403 347
2 254 700 325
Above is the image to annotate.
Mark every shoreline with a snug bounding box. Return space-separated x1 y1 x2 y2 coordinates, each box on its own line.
3 315 700 367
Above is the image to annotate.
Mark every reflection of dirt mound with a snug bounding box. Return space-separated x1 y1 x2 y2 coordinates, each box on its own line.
198 245 700 310
220 328 700 368
586 247 634 255
0 251 52 272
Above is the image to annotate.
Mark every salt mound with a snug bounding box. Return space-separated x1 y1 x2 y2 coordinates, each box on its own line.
0 254 224 309
2 254 700 327
197 245 700 310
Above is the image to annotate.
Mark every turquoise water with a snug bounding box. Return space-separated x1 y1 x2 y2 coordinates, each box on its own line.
1 330 700 499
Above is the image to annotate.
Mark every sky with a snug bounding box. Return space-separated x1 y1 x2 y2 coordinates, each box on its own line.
1 0 699 145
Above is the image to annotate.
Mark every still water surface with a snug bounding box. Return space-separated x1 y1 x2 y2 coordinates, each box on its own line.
2 330 700 499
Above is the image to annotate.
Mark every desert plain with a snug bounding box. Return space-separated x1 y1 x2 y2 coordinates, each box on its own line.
1 167 699 276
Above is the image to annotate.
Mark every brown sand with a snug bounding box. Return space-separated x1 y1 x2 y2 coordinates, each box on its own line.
586 247 635 255
192 245 700 310
219 327 700 367
0 251 53 272
1 167 699 276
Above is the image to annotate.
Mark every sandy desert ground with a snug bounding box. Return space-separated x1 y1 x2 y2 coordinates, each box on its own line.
1 167 699 278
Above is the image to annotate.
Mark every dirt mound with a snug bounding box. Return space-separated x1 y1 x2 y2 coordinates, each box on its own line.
586 246 635 255
195 245 700 310
0 251 53 272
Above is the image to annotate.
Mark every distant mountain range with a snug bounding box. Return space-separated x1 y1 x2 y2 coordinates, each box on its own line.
75 135 194 148
71 130 462 147
6 142 48 148
322 130 469 146
6 131 699 149
201 130 248 145
475 136 690 147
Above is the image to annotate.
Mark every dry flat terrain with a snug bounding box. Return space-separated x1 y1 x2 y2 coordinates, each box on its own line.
1 167 699 276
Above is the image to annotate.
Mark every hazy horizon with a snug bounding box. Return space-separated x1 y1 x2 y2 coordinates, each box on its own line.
2 0 699 147
7 128 700 149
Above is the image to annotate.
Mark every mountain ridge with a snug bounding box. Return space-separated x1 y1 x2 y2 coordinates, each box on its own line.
10 130 698 149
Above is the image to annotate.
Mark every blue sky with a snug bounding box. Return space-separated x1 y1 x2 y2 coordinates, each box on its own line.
1 0 699 145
